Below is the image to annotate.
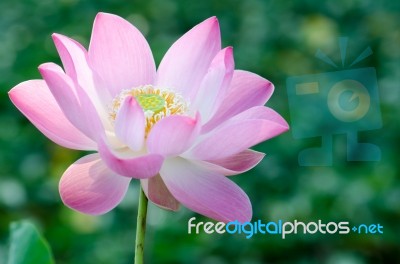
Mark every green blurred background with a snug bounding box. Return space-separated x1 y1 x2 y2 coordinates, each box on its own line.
0 0 399 263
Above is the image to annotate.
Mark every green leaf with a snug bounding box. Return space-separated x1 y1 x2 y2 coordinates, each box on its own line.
7 221 55 264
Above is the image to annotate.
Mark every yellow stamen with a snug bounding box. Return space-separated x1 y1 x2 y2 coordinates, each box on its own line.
109 85 188 135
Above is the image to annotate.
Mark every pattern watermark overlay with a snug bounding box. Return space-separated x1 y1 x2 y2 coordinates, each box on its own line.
287 37 382 166
188 217 384 239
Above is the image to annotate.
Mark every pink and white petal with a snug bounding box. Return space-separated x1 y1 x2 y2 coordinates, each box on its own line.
160 158 252 222
105 130 126 150
147 113 200 157
115 96 145 151
191 47 234 123
98 138 163 179
59 153 131 215
231 106 289 126
185 119 288 160
52 33 112 126
39 63 104 142
88 12 156 97
9 80 96 150
141 175 179 211
156 17 221 99
202 70 274 132
52 34 106 100
199 149 265 176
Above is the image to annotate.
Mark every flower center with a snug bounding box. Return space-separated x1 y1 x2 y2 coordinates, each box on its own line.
109 85 188 135
135 94 166 114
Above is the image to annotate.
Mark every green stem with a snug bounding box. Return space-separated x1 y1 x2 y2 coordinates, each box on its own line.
134 186 148 264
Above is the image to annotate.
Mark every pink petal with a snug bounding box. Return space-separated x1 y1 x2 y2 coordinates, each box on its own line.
191 47 234 123
185 116 288 160
59 153 131 215
88 12 156 97
160 158 252 222
141 175 179 211
9 80 96 150
203 70 274 132
38 63 104 142
147 113 200 157
52 33 111 124
231 106 289 126
156 17 221 99
52 34 105 99
115 96 145 151
98 138 163 179
199 149 265 176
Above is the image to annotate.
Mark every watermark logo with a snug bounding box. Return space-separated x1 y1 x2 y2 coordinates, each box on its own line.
188 217 383 239
286 37 382 166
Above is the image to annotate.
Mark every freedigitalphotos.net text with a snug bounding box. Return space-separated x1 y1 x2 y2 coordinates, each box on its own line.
188 217 383 239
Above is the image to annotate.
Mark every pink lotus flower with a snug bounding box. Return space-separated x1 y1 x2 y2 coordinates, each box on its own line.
9 13 288 222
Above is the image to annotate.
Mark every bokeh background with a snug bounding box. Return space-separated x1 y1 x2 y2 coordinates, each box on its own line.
1 0 399 263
